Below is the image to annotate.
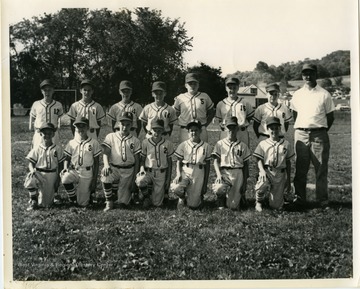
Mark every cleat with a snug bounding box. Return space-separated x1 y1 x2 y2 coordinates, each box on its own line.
177 198 185 210
103 201 113 212
255 202 262 212
27 200 38 211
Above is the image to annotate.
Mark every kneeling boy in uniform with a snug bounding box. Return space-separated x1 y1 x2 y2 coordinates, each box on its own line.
24 123 65 210
61 116 101 207
212 116 251 210
253 116 294 212
101 112 141 211
135 119 174 207
171 119 212 209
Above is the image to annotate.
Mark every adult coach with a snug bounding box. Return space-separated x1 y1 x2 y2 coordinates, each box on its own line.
290 63 335 209
67 79 106 140
173 73 215 143
253 83 292 142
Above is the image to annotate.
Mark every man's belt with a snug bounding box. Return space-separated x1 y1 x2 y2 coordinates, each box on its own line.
297 127 326 132
75 166 92 171
36 168 57 173
220 166 242 170
111 163 135 169
264 165 286 172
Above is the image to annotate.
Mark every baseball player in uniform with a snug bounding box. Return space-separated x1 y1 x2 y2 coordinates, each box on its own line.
29 79 64 148
173 73 215 143
136 119 174 207
172 119 212 209
25 123 65 210
253 83 292 142
107 80 143 136
253 117 295 212
67 79 106 140
139 81 177 139
215 76 254 147
101 111 141 211
212 116 251 210
61 116 101 207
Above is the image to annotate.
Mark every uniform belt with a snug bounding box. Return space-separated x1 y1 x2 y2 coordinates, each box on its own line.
183 163 203 169
76 166 92 171
145 167 166 173
297 127 326 132
36 168 57 173
264 165 286 172
220 166 242 170
111 163 135 169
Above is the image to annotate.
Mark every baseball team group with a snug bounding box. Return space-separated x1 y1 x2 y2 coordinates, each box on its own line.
23 63 335 213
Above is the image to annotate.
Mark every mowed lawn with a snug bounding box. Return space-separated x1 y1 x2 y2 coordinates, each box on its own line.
9 112 352 281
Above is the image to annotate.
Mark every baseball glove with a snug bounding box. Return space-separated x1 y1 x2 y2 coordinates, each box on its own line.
169 176 191 198
212 177 232 197
135 171 152 189
24 171 46 189
61 169 80 184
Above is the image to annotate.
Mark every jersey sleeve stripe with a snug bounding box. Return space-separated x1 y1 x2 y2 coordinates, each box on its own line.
252 152 264 159
58 156 66 163
101 142 112 149
253 117 261 123
174 152 183 159
211 152 221 158
286 153 295 160
64 150 72 157
67 113 76 120
107 113 116 121
26 157 37 164
93 150 102 158
134 148 142 155
247 111 255 118
206 103 214 110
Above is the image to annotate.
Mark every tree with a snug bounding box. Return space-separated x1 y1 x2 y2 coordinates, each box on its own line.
333 76 343 87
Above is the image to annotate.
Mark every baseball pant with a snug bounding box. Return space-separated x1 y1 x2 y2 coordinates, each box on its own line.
37 171 58 207
293 129 330 203
221 168 244 210
255 168 286 209
181 164 205 208
33 130 60 148
179 127 208 143
146 168 167 206
101 166 135 205
220 128 249 147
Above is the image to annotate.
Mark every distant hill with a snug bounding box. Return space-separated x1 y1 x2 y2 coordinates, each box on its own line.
288 75 351 90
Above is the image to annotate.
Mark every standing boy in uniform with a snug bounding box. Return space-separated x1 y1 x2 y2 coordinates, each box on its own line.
253 117 295 212
67 79 106 140
61 116 101 207
29 79 64 148
171 119 212 209
108 80 143 136
212 116 251 210
101 112 141 211
173 73 215 143
253 83 292 142
139 81 177 139
215 76 254 146
136 119 174 207
24 123 65 210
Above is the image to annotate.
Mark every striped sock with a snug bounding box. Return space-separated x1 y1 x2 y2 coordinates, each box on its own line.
103 183 113 201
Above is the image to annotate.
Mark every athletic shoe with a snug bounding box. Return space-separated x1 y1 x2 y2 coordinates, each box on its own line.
53 194 62 205
27 200 38 211
103 200 113 212
255 202 263 212
177 198 185 210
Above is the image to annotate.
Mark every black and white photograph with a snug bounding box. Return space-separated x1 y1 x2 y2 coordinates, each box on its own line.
2 0 359 288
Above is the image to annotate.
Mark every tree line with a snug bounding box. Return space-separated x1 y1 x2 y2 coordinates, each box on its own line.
10 8 350 109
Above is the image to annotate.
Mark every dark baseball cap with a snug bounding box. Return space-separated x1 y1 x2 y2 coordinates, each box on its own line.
185 73 199 83
39 122 56 131
302 64 317 73
150 118 165 129
118 111 133 122
119 80 133 90
73 116 89 127
266 116 281 127
80 79 94 88
224 116 238 127
186 119 202 130
225 77 240 86
266 83 280 92
152 81 166 92
40 79 54 89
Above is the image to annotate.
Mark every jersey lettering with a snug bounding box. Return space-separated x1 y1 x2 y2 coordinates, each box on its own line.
54 151 58 158
130 143 134 150
88 145 92 152
54 108 60 115
200 99 204 105
164 147 168 154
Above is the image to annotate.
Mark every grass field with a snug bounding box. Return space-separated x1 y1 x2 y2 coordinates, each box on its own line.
9 112 352 281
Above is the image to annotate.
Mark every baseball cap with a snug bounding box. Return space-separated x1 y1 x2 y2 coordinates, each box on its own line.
119 80 133 90
150 118 165 129
118 111 133 122
266 116 281 127
39 122 56 132
80 79 94 88
73 116 89 127
266 83 280 92
40 79 54 89
225 77 240 86
186 119 202 130
301 63 317 73
152 81 166 92
224 116 238 127
185 73 199 83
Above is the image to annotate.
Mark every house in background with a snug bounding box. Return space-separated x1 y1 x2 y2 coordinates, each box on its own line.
237 84 267 107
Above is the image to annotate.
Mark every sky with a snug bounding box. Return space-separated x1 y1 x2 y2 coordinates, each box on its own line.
2 0 359 75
